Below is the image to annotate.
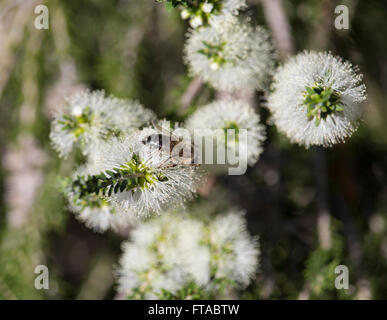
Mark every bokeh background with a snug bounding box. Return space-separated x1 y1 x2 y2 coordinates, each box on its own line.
1 0 387 299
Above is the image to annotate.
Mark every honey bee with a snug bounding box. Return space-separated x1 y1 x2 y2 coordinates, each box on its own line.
142 122 197 167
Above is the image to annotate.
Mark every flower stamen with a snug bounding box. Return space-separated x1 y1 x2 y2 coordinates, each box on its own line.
303 84 344 126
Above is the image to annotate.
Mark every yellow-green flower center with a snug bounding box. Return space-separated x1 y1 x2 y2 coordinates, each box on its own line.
303 85 344 126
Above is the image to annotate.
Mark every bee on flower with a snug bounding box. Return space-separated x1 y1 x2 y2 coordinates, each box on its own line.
69 121 202 217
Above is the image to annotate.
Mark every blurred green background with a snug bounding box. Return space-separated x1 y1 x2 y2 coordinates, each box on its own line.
0 0 387 299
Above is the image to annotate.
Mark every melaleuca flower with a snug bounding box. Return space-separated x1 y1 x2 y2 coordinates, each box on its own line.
50 90 155 158
204 211 259 288
186 99 266 167
116 210 258 299
184 15 276 91
267 51 367 147
65 168 139 233
116 213 210 299
69 122 202 217
70 196 139 233
175 0 247 28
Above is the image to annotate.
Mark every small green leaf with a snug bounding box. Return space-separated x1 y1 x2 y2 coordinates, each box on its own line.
108 186 113 197
105 170 115 177
120 180 128 192
114 182 120 194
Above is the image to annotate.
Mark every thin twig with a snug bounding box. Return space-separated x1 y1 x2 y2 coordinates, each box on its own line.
313 147 332 250
309 0 336 51
178 77 203 115
259 0 295 59
254 0 295 299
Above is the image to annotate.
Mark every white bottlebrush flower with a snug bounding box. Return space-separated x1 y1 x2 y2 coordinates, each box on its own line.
178 0 246 28
66 166 139 233
50 90 156 158
217 0 247 15
70 198 139 233
76 122 202 217
116 213 209 299
267 51 367 147
116 209 259 299
186 99 266 167
206 211 259 288
184 15 276 91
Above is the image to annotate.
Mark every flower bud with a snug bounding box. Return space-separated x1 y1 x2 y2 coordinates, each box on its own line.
180 9 190 20
190 15 203 28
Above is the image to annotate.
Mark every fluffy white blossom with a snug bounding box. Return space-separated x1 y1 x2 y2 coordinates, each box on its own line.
186 99 266 167
116 213 210 299
267 51 367 147
66 166 139 233
116 210 259 299
50 90 156 158
184 15 275 91
177 0 247 28
206 212 259 288
217 0 247 14
71 200 139 233
81 122 202 217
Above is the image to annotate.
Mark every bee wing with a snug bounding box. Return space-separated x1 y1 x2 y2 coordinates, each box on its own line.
151 121 164 132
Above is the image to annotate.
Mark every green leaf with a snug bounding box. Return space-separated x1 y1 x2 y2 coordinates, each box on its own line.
108 186 113 197
114 182 120 194
120 180 128 192
105 170 116 177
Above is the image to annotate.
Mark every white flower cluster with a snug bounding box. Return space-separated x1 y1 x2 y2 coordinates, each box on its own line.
50 90 155 158
49 0 369 301
116 210 259 299
51 91 203 227
178 0 247 29
184 14 275 91
68 167 139 233
267 51 367 147
186 99 265 166
86 124 202 217
71 198 139 233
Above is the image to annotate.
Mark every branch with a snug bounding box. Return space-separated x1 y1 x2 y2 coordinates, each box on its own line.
313 148 332 250
259 0 295 59
178 77 203 115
